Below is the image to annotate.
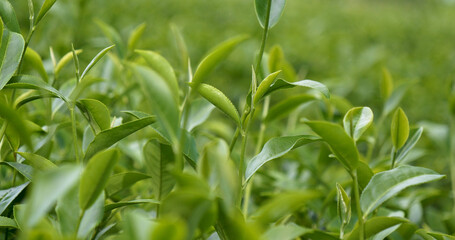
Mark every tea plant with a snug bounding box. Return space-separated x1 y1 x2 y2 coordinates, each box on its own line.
0 0 454 239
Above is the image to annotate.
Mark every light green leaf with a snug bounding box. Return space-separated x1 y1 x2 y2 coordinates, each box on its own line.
356 161 373 190
391 107 409 149
0 182 29 215
183 98 215 131
0 18 3 45
306 121 359 172
344 217 408 240
343 107 374 142
170 24 188 71
192 35 247 87
265 94 316 122
0 29 25 90
136 50 179 104
252 191 321 224
245 135 320 182
17 152 57 171
104 199 159 212
24 47 48 82
381 67 393 100
264 224 311 240
54 49 82 78
79 149 119 210
78 99 111 132
80 45 114 80
395 127 423 165
24 165 82 228
148 218 187 240
336 183 351 226
134 64 180 145
95 20 125 58
253 70 281 105
78 193 105 239
0 0 20 32
106 172 151 197
0 162 33 180
83 116 155 162
427 232 455 240
268 45 297 82
192 83 240 127
127 23 146 53
34 0 57 26
360 166 444 218
255 0 286 29
6 75 68 102
0 216 17 229
144 140 175 200
264 79 330 99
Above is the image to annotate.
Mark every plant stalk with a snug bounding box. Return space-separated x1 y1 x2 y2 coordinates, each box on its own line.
70 106 80 164
353 172 365 240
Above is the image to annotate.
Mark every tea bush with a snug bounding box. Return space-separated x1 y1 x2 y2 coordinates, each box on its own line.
1 0 455 239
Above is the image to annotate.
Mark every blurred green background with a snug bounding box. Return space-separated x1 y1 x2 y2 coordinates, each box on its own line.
11 0 455 123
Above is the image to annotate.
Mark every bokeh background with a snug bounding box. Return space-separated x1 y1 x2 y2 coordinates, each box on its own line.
10 0 455 171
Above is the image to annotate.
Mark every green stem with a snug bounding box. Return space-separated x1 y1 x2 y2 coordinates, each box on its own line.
254 0 272 78
353 172 365 240
70 106 80 164
390 147 398 169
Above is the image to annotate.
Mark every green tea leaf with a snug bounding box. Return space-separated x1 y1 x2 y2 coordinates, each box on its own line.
24 165 82 228
268 45 297 82
360 166 444 218
381 68 393 100
356 161 373 190
264 79 330 99
0 216 17 229
83 116 155 162
265 94 316 122
78 99 111 132
245 135 320 182
78 193 104 238
336 183 351 226
192 35 247 87
192 83 240 127
344 217 407 240
34 0 57 26
136 50 179 104
170 24 188 71
80 45 114 80
427 232 455 240
24 47 48 82
54 49 82 78
79 149 119 210
127 23 146 54
255 0 286 29
264 224 311 240
391 107 409 149
306 121 359 172
0 182 29 215
0 29 25 90
253 70 281 105
17 152 57 171
0 18 3 45
144 140 175 200
0 0 20 32
383 83 410 116
134 65 180 144
105 199 159 212
106 172 151 197
252 191 321 224
183 98 215 131
395 127 423 165
6 75 68 102
343 107 373 142
0 162 33 180
95 20 125 58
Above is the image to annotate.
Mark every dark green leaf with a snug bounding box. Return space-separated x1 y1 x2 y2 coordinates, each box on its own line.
0 162 33 180
0 29 25 90
144 140 175 200
0 0 20 32
6 75 68 102
79 149 119 210
0 182 29 215
0 216 17 229
245 135 320 182
360 166 444 218
106 172 151 197
83 116 155 162
306 121 359 172
255 0 286 29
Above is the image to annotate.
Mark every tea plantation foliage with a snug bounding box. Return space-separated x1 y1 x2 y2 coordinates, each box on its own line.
1 0 455 239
